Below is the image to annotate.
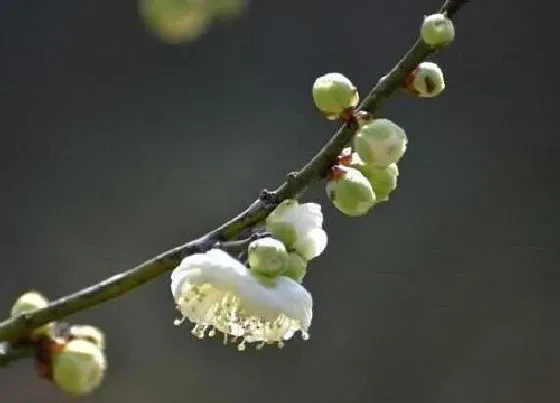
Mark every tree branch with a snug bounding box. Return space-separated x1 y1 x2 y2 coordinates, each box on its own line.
0 0 471 363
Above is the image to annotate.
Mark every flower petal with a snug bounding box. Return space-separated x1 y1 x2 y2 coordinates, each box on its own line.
294 228 328 260
171 249 246 301
171 249 313 348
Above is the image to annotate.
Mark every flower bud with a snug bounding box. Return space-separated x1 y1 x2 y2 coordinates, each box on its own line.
265 200 327 260
10 291 48 317
52 339 107 396
359 163 399 203
312 73 359 120
69 325 106 351
326 165 376 217
354 118 407 168
265 223 297 250
420 13 455 47
282 252 308 283
265 199 299 248
410 62 445 98
10 291 53 337
139 0 210 44
248 237 289 277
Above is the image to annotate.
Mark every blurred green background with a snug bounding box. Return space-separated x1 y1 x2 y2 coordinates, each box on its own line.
0 0 558 402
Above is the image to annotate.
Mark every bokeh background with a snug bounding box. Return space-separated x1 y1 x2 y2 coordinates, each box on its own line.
1 0 558 402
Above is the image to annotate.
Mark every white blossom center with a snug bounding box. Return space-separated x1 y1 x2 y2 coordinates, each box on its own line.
171 249 312 351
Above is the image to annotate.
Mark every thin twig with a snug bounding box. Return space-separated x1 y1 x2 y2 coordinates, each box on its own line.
0 0 471 363
215 231 272 252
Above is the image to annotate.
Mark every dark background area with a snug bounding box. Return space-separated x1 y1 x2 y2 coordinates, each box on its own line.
0 0 558 402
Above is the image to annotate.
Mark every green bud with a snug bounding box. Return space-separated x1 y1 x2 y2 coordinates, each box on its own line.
326 165 376 217
69 325 106 351
359 163 399 203
282 252 308 283
139 0 210 44
52 340 107 396
248 237 289 277
312 72 359 120
354 118 407 168
10 291 53 337
411 62 445 98
420 13 455 47
10 291 48 317
265 221 297 250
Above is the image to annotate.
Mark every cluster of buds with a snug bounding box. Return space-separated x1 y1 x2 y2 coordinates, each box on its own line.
169 11 458 351
8 291 107 397
402 13 454 98
310 13 455 216
139 0 248 44
326 118 406 216
171 200 326 351
311 73 407 216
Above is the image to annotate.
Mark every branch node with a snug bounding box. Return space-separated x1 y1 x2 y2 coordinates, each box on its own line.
285 172 299 187
259 189 278 205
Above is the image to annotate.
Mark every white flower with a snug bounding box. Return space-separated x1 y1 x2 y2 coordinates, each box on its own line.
293 227 328 261
171 249 313 351
265 200 328 260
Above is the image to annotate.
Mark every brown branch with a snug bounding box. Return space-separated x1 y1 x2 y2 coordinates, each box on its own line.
0 0 471 364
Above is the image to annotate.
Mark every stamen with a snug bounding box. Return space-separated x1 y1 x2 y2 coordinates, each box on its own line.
237 340 246 351
191 324 205 339
174 275 310 350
